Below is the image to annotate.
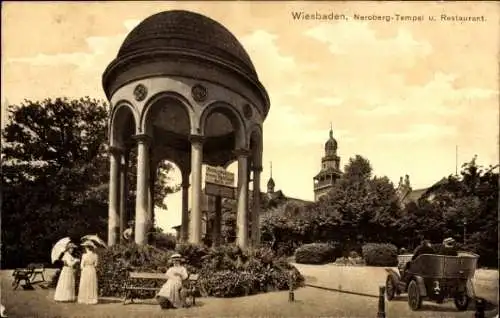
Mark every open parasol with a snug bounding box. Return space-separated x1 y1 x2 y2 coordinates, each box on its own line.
51 237 73 263
81 234 107 248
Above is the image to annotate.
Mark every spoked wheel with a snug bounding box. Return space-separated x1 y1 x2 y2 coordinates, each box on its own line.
408 280 422 311
385 276 396 300
454 293 470 311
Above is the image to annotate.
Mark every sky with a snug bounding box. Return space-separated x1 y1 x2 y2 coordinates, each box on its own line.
2 1 499 233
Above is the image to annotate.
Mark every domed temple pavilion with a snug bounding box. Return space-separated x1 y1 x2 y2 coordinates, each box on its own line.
102 10 270 248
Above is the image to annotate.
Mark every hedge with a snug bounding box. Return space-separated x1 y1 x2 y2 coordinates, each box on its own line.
294 243 338 264
361 243 398 266
86 243 304 299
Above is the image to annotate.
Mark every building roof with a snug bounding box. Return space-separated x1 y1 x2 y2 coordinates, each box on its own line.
314 167 342 179
403 188 428 203
118 10 257 79
400 177 449 204
103 10 270 116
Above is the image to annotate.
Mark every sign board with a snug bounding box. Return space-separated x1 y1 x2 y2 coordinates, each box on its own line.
205 182 236 199
205 165 235 187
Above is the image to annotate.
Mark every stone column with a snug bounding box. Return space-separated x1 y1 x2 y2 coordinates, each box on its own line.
235 148 250 249
148 158 156 241
107 146 122 246
189 135 204 244
212 195 222 247
181 171 190 243
252 165 262 247
119 151 129 244
133 134 151 245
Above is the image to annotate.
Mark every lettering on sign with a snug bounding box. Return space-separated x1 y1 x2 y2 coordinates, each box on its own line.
205 183 236 199
205 165 235 187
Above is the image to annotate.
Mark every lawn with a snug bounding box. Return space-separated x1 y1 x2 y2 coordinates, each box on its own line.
1 265 498 318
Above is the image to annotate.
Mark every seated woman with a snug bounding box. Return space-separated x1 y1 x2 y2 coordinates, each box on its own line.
156 254 189 309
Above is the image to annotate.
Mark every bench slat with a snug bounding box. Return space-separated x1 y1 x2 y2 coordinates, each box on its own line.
128 272 199 281
129 272 166 280
125 287 160 291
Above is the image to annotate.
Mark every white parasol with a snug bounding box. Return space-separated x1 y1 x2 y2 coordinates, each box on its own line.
51 237 72 263
81 234 107 248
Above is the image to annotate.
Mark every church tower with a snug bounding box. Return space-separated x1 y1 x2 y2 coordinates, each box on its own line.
267 161 275 194
313 124 342 201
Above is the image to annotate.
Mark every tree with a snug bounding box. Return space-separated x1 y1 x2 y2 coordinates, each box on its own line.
320 155 401 244
343 154 372 183
396 156 498 267
1 97 179 267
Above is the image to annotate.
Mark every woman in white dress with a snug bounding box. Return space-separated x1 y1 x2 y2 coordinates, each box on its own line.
54 243 79 302
77 240 99 304
156 254 189 309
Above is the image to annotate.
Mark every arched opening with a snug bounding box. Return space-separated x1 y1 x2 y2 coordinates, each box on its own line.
111 103 137 148
153 159 183 236
143 95 192 152
200 102 246 167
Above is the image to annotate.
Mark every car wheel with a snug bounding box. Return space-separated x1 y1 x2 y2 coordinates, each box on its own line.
408 280 422 311
454 293 469 311
385 276 396 301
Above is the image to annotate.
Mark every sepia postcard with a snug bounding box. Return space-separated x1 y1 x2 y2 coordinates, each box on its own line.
1 1 498 318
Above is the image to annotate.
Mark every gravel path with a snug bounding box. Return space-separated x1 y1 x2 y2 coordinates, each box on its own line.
1 266 497 318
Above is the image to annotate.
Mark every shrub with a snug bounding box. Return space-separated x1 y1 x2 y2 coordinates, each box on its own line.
200 270 255 297
361 243 398 266
197 245 304 297
96 243 304 299
96 243 173 298
151 232 177 251
175 243 209 270
294 243 337 264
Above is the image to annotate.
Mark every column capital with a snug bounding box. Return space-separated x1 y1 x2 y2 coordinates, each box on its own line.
189 134 205 144
233 148 251 158
181 181 190 188
133 134 152 145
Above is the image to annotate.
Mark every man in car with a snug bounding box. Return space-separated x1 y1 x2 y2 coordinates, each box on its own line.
437 237 458 256
411 239 435 261
401 239 436 283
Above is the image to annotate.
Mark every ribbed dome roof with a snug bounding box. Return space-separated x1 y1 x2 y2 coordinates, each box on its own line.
325 128 337 153
267 177 275 188
117 10 258 80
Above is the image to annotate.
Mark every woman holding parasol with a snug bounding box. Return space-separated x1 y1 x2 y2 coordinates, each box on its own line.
53 240 79 302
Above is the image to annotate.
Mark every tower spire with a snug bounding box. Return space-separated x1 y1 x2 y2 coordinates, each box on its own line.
270 161 273 178
329 122 333 138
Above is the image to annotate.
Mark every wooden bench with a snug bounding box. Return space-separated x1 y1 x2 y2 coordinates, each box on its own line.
11 263 46 290
123 272 199 306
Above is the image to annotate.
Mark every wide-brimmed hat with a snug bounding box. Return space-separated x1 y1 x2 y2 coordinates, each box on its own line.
66 242 77 250
170 253 183 260
443 237 455 246
81 240 96 248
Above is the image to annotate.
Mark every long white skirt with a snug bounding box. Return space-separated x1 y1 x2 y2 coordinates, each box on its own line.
54 267 76 302
77 266 98 304
157 279 184 308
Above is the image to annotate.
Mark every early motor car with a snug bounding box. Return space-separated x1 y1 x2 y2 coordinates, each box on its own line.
385 252 478 311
